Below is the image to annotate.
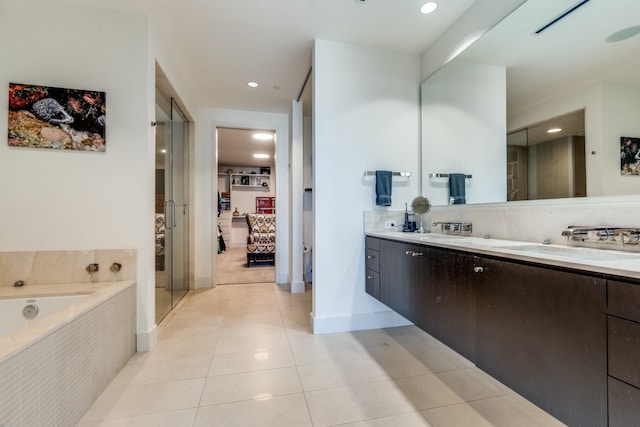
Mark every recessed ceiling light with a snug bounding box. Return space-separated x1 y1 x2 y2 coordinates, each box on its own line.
606 26 640 43
253 153 269 159
420 2 438 14
547 128 562 133
247 81 259 88
252 133 274 141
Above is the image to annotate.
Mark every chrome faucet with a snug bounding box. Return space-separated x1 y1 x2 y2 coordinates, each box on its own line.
561 225 640 247
433 221 472 234
86 263 99 274
561 226 615 241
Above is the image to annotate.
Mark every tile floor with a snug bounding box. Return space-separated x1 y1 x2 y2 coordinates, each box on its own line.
78 283 565 426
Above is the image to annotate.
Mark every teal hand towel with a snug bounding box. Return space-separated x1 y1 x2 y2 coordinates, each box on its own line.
375 170 392 206
449 173 466 204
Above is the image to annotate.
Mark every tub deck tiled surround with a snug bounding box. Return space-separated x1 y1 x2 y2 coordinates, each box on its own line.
0 249 137 426
78 283 564 426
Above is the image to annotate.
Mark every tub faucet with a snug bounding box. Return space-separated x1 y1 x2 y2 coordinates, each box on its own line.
86 263 99 274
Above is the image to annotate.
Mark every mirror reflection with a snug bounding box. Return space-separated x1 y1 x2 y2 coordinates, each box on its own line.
421 0 640 205
507 110 585 201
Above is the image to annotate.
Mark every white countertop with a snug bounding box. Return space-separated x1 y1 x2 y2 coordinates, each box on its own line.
366 231 640 280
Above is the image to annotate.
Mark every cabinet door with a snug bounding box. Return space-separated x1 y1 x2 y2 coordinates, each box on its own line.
416 247 475 361
609 376 640 427
379 239 426 322
475 257 607 427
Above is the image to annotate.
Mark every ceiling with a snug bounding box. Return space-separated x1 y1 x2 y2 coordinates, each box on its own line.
217 128 276 168
455 0 640 115
56 0 477 115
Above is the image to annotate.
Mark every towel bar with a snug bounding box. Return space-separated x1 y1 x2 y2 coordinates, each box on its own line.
364 171 411 177
429 173 472 179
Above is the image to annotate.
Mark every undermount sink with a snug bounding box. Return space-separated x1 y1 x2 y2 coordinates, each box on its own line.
419 234 469 241
493 244 640 261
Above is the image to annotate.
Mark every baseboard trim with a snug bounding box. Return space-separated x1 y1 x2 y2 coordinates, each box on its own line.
136 324 158 352
310 310 412 334
291 280 305 293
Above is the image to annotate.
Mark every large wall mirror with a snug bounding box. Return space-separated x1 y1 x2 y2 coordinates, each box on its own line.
421 0 640 206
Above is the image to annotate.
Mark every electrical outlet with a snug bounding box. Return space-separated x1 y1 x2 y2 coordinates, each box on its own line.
384 220 396 229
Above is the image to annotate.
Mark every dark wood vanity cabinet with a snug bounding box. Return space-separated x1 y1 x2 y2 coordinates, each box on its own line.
365 236 612 426
372 238 476 361
607 279 640 426
474 256 607 427
364 237 380 299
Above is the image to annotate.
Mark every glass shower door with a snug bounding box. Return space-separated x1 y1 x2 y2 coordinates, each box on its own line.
156 97 189 323
165 98 189 309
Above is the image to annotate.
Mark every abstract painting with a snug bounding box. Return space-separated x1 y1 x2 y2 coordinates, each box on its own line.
8 83 106 151
620 136 640 175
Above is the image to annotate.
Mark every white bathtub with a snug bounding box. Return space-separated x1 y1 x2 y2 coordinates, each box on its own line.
0 294 88 338
0 282 136 426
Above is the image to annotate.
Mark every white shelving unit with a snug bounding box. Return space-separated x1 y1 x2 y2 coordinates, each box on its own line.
230 173 270 189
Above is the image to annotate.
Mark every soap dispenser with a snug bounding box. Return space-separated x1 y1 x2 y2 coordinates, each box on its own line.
403 203 415 232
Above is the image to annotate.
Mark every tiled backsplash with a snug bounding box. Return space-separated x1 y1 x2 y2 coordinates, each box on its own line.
366 197 640 250
0 249 136 286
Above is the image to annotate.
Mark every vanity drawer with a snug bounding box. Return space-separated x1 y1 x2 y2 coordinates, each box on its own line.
365 248 380 272
365 236 380 251
608 280 640 322
609 376 640 427
365 269 379 299
609 316 640 388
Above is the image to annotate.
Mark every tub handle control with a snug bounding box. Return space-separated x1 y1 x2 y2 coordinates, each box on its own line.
14 280 24 287
86 263 99 274
23 303 39 319
110 263 122 272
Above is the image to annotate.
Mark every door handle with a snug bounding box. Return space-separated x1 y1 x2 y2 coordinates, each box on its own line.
164 200 177 229
411 252 424 257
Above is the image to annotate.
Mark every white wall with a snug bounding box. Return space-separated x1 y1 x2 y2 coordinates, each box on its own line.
194 108 290 286
0 1 156 348
420 0 527 81
312 40 421 333
421 61 507 205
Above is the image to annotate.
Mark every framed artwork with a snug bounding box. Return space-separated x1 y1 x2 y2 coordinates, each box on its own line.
8 83 106 151
620 136 640 175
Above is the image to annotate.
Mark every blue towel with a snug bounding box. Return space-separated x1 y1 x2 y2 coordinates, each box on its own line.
449 173 466 204
375 170 392 206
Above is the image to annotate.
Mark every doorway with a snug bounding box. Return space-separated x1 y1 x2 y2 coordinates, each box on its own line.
216 127 276 285
155 97 190 322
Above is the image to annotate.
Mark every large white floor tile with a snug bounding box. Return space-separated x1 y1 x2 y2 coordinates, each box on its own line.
200 367 302 406
79 378 205 421
194 393 312 427
305 380 417 427
422 394 567 427
208 347 295 376
297 356 391 391
108 354 212 388
76 408 197 427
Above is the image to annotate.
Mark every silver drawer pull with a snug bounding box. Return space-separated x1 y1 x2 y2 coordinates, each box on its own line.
367 275 376 280
405 250 413 255
367 255 376 259
474 266 484 273
411 252 423 257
